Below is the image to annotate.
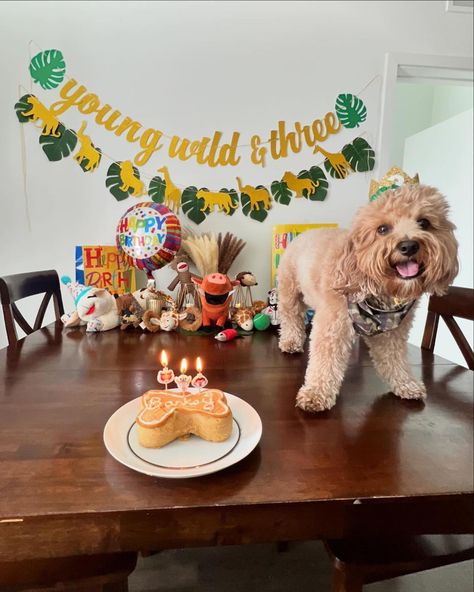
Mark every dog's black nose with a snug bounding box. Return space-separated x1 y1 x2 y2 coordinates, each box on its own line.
397 240 419 256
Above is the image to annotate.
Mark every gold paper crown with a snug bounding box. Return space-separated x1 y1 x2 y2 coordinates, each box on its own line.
369 166 420 202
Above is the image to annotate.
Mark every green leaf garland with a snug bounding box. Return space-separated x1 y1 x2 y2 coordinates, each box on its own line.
29 49 66 90
342 137 375 172
39 124 77 161
271 180 292 205
15 94 36 123
335 93 367 129
148 175 166 203
297 166 328 201
106 162 141 201
181 186 208 224
240 188 268 223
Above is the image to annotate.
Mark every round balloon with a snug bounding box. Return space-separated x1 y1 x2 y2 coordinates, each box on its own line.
116 202 181 273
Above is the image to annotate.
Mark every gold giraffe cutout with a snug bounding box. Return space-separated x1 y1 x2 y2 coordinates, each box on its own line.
74 121 101 172
196 189 238 215
282 171 319 198
314 145 352 179
157 166 182 213
21 96 61 137
236 177 272 211
119 160 146 197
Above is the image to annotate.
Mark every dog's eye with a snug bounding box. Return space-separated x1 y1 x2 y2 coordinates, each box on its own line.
377 224 391 235
417 218 431 230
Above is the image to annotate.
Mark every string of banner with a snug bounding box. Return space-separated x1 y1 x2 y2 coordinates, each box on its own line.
16 45 380 224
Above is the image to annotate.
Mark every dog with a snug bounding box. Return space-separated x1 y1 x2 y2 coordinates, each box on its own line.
278 184 458 412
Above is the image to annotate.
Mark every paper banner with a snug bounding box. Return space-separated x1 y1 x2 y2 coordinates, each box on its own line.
75 245 137 296
29 49 66 90
106 161 145 201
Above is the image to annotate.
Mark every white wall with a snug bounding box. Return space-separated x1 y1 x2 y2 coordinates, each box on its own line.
404 108 473 367
0 1 473 348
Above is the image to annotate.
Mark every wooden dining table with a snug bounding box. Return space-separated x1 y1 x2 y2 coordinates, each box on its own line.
0 322 472 564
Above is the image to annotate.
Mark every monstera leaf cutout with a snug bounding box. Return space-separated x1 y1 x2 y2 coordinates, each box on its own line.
106 162 141 201
271 180 292 205
342 137 375 172
78 146 102 172
14 94 36 122
148 175 166 204
39 124 77 162
297 166 328 201
323 155 350 180
29 49 66 90
240 188 268 223
181 186 208 225
335 93 367 129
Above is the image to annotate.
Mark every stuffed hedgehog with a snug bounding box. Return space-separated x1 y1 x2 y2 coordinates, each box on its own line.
61 276 120 332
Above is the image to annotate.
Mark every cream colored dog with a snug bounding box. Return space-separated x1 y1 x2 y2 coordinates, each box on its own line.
278 185 458 412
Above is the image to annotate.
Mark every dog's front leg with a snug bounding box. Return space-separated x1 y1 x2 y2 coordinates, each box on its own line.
364 310 426 400
296 299 354 412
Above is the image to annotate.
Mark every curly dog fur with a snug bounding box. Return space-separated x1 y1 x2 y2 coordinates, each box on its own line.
278 185 458 412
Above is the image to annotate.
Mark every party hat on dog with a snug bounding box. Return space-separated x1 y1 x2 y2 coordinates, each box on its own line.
369 166 419 202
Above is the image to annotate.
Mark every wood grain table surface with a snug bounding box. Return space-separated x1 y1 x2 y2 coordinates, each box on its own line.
0 323 472 561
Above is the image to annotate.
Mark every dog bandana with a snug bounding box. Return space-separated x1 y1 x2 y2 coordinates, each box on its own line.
348 297 415 337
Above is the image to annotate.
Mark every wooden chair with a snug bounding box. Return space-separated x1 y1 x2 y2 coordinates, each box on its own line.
0 271 138 590
325 286 474 591
421 286 474 370
0 270 65 347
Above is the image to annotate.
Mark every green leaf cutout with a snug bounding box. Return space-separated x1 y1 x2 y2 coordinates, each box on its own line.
271 180 292 205
78 146 102 172
148 175 166 204
181 186 207 225
342 137 375 172
39 124 77 161
297 166 328 201
240 188 268 223
106 162 141 201
29 49 66 90
335 93 367 129
14 94 36 123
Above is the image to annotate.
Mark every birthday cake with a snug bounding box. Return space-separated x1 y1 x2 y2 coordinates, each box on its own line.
136 389 233 448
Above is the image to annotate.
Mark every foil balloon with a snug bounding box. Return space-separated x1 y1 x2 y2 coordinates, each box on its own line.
116 202 181 274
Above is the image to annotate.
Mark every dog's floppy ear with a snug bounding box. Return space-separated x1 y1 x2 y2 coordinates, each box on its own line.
332 237 368 300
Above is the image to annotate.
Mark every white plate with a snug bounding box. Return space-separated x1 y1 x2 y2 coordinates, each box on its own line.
103 391 262 478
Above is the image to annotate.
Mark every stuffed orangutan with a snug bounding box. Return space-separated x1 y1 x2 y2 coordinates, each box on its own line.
192 273 239 327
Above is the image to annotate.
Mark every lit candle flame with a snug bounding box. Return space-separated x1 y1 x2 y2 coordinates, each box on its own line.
160 350 168 368
180 358 188 374
196 357 203 373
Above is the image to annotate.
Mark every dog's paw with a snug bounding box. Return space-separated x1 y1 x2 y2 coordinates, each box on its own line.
394 380 427 401
296 386 336 412
279 335 305 354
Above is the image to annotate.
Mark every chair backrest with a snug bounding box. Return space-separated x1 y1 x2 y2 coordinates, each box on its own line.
0 270 65 346
421 286 474 370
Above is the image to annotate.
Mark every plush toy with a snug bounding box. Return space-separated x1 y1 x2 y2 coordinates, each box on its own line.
115 292 145 330
142 308 185 332
231 307 254 331
233 271 258 309
61 276 120 332
192 273 239 327
264 288 279 326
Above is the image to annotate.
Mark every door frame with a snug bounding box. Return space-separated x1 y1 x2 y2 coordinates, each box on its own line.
377 52 473 175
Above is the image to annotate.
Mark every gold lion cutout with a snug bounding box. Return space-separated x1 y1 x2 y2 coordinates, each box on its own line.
22 96 61 137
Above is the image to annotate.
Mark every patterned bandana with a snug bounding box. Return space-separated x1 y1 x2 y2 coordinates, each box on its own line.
348 297 415 337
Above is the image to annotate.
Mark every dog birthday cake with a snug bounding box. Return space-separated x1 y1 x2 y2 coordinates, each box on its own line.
136 388 233 448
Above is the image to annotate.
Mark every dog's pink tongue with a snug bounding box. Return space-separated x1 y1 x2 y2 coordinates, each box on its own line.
396 261 419 278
